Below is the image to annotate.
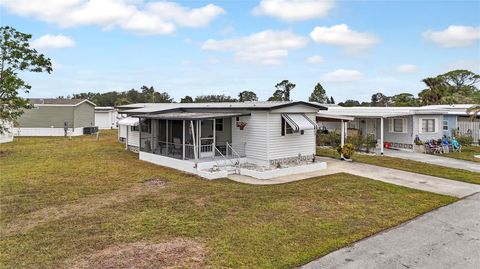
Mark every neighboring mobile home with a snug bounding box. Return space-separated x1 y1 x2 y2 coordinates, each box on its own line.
319 104 479 153
95 106 118 129
14 98 96 136
117 101 327 179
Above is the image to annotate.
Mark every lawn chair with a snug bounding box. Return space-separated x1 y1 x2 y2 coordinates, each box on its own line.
425 141 442 154
451 138 462 153
171 137 183 157
441 137 451 153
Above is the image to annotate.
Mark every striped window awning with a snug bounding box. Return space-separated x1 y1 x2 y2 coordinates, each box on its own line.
282 113 318 132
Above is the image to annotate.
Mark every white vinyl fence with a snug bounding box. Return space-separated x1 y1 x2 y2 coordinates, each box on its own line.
457 117 479 144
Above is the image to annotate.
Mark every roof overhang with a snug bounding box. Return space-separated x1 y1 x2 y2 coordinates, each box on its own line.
133 112 251 120
316 113 354 121
118 117 139 126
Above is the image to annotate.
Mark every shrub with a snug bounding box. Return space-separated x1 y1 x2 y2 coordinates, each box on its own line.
346 134 362 151
456 134 473 146
364 134 377 153
316 131 340 147
337 143 355 159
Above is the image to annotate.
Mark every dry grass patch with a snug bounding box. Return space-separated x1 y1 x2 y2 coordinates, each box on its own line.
2 183 167 236
69 238 205 269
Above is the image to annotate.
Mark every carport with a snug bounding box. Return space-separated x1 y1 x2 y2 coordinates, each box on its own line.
316 113 354 159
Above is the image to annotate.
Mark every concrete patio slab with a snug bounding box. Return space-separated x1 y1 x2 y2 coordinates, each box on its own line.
301 193 480 269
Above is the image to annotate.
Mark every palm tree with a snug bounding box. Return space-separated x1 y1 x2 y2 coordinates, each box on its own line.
419 77 446 105
467 104 480 119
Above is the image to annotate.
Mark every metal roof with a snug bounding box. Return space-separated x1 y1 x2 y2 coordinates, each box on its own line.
29 98 95 106
118 117 139 126
316 113 354 121
117 101 327 114
133 112 251 120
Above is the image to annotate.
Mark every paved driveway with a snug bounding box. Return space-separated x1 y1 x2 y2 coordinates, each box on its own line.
379 149 480 173
229 157 480 198
301 193 480 269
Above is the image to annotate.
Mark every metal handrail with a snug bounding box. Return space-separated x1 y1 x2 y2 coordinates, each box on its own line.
213 146 236 171
226 142 241 160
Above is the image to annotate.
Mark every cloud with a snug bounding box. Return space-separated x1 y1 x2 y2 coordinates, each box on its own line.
202 30 308 65
31 34 75 49
306 55 324 64
321 69 363 82
422 25 480 48
310 24 379 53
395 64 419 74
252 0 334 21
0 0 225 35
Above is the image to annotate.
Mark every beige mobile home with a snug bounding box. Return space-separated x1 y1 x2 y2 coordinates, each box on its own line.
14 98 96 136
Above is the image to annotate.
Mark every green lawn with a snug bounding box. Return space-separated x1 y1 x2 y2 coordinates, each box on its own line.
443 146 480 163
317 147 480 185
0 132 456 268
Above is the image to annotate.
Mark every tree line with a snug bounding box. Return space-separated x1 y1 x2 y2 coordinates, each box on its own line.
338 70 479 107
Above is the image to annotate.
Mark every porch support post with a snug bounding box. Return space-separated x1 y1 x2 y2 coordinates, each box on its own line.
340 120 345 160
166 120 169 154
380 117 384 155
196 120 200 159
125 126 129 150
150 119 153 152
190 120 198 166
213 118 216 149
182 120 185 160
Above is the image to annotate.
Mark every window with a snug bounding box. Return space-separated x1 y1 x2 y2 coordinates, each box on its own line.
389 118 406 133
443 120 448 131
215 118 224 131
131 125 139 132
393 119 404 132
422 119 435 133
281 118 294 136
140 119 151 133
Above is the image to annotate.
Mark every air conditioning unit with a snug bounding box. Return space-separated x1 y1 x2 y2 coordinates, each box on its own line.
83 126 99 134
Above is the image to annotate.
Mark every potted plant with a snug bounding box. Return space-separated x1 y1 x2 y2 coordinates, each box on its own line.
337 143 355 160
413 135 424 153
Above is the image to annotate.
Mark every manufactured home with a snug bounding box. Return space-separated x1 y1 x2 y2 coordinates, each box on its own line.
14 98 96 136
319 104 479 153
117 101 327 179
95 106 118 129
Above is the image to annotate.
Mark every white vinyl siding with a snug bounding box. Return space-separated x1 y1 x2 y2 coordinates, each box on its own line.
231 112 268 163
127 128 140 147
388 118 407 133
267 113 316 160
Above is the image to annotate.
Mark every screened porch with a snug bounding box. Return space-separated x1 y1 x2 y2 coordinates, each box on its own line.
137 112 249 163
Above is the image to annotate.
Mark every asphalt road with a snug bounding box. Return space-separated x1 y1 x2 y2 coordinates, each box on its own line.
301 193 480 269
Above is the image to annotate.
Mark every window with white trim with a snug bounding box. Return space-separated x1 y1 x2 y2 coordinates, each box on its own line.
389 118 406 133
443 120 448 131
422 119 435 133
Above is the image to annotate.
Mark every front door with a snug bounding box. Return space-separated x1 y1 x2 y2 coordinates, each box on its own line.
199 119 214 158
